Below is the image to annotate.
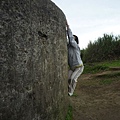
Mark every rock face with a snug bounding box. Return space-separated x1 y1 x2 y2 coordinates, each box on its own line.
0 0 68 120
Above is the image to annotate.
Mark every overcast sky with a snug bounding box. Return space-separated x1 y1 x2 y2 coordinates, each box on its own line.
51 0 120 49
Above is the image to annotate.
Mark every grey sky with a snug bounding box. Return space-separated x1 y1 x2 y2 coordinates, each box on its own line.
51 0 120 49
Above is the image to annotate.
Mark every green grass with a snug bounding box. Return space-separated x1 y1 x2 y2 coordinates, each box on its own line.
83 60 120 74
98 60 120 67
65 105 73 120
83 64 109 74
99 79 114 85
72 93 78 97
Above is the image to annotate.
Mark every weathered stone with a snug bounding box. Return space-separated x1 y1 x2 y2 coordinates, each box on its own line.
0 0 68 120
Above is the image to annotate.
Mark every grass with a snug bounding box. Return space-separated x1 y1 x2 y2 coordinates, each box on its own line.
98 72 120 85
83 64 109 74
99 60 120 67
65 105 73 120
83 60 120 74
99 79 114 85
72 93 78 97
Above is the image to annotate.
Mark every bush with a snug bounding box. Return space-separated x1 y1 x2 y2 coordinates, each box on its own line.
82 34 120 63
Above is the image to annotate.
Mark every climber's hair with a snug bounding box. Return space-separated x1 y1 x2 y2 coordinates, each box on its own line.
73 35 79 44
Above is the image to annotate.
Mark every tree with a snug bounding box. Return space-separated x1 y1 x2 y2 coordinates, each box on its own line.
82 34 120 63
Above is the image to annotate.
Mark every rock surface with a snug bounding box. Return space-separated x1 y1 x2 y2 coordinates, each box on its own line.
0 0 68 120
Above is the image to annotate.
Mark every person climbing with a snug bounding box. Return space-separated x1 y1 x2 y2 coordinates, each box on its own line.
66 20 84 96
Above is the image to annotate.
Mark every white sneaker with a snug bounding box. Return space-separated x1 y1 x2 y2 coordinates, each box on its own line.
68 92 73 96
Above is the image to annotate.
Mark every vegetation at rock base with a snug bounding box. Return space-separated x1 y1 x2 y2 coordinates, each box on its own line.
65 105 73 120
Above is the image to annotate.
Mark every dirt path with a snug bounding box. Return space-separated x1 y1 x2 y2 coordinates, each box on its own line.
70 70 120 120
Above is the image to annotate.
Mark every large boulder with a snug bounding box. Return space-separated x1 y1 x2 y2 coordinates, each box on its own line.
0 0 68 120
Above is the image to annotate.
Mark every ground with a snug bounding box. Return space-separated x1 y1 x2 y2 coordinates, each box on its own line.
70 68 120 120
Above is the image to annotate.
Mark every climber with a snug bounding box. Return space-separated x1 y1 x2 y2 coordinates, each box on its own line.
66 20 84 96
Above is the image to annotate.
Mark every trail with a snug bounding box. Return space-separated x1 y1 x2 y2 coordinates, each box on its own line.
70 69 120 120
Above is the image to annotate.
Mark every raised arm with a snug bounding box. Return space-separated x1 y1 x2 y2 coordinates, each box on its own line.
66 20 78 48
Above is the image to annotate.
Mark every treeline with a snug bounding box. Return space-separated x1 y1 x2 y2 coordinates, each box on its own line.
81 34 120 63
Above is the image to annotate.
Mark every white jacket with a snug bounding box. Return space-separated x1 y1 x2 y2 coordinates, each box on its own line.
67 27 83 69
